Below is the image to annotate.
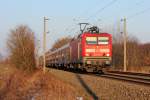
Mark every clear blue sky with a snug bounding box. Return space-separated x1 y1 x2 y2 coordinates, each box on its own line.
0 0 150 56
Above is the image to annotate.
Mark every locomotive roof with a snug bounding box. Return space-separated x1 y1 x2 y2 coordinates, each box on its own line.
81 32 112 37
83 32 111 34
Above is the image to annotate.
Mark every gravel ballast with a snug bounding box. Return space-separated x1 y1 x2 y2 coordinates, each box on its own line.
48 68 150 100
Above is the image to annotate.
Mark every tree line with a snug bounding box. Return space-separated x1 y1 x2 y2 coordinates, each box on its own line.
113 33 150 70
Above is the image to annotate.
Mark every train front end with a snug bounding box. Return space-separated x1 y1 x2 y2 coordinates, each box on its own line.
81 32 112 72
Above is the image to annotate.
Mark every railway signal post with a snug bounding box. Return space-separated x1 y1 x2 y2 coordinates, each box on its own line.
43 16 49 73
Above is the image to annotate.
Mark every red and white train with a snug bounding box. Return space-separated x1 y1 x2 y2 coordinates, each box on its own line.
45 26 112 72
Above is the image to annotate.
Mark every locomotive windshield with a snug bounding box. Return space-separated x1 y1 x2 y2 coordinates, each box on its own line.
86 37 97 44
86 36 109 45
98 37 109 45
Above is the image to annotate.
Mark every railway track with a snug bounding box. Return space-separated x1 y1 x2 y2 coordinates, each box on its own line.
47 67 150 85
98 71 150 85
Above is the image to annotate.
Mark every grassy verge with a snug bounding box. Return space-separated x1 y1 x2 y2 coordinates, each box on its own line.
0 64 79 100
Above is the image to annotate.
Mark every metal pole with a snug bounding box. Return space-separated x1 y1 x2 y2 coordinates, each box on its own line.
43 16 49 73
123 18 127 72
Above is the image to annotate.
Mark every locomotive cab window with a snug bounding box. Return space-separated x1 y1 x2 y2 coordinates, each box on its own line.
86 37 97 44
98 37 109 45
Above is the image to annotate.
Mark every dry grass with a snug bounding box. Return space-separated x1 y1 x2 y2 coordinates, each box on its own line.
47 68 92 99
0 64 78 100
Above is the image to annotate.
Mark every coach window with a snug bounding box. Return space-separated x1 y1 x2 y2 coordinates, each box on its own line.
86 37 97 44
98 37 109 45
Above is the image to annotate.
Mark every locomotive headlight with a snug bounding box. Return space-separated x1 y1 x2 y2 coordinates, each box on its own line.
86 54 89 56
100 49 109 52
86 49 95 52
106 53 110 56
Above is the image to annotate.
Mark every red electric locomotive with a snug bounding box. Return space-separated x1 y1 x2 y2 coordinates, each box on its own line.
46 26 112 72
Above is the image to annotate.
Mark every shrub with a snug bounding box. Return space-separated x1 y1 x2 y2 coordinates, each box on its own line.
7 25 36 73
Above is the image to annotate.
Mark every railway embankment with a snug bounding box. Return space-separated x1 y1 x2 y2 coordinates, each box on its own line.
48 68 150 100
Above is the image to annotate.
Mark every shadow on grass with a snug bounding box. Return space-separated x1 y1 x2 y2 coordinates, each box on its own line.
47 67 99 99
75 74 99 100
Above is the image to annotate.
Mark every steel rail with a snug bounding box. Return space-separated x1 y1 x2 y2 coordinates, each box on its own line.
98 71 150 85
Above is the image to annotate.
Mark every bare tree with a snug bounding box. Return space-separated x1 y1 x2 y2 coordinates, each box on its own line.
51 36 72 51
112 33 140 70
112 33 124 69
139 43 150 66
126 36 140 67
7 25 36 72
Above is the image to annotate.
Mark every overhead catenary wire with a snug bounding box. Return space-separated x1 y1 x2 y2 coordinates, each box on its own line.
88 0 145 22
63 0 119 35
92 0 147 26
87 0 118 20
127 7 150 20
80 0 105 16
63 0 149 36
101 0 150 34
65 0 118 34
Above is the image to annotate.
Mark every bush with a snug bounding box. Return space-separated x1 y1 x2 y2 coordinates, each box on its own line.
7 25 36 73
